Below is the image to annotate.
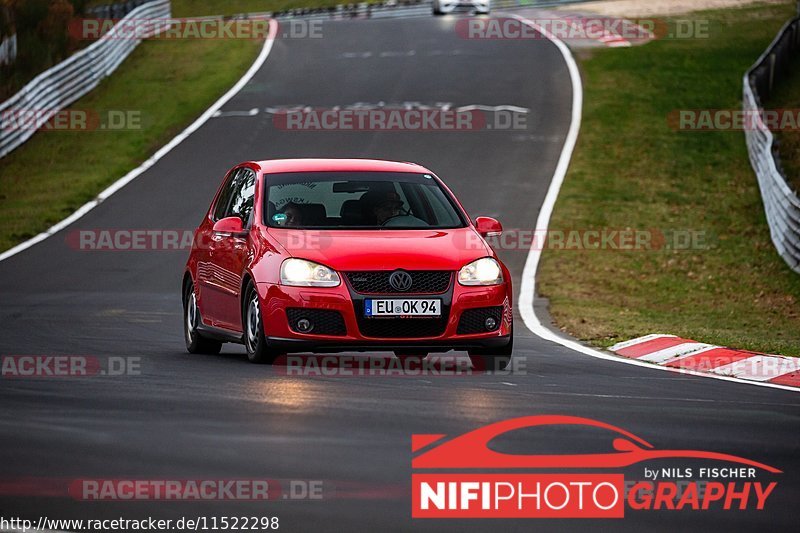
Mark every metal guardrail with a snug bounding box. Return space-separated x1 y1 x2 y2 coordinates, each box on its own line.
87 0 156 19
743 16 800 274
0 0 171 159
267 0 602 20
0 0 603 160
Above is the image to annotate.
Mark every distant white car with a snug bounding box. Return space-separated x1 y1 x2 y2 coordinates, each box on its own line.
432 0 490 15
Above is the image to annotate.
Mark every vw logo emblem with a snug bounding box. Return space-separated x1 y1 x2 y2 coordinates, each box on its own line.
389 270 413 292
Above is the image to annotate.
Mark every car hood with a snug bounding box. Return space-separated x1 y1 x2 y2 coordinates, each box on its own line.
267 227 490 271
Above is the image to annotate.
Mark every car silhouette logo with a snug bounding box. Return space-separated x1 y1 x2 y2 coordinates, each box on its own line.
389 270 413 292
411 415 781 472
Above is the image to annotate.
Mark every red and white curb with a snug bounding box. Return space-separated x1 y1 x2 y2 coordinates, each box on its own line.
561 15 632 47
609 335 800 388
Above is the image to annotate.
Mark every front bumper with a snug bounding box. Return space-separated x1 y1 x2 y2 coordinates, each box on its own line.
256 278 512 354
265 335 511 353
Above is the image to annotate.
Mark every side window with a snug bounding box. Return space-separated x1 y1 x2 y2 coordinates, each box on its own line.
213 168 256 225
229 169 256 225
213 169 241 221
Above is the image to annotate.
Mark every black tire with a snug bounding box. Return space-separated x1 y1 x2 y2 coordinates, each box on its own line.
468 325 514 371
432 6 442 15
183 281 222 355
243 283 280 364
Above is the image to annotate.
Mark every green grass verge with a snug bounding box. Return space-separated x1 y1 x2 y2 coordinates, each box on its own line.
0 37 261 252
537 2 800 356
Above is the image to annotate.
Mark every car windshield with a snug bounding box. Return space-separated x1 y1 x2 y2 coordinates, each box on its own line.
265 171 467 229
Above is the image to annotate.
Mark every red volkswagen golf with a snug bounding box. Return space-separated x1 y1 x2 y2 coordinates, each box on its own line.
182 159 513 369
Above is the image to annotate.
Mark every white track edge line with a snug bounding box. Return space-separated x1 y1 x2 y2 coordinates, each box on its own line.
511 13 799 394
0 19 279 263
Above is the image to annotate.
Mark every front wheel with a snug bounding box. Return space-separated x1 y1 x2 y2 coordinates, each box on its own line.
243 283 280 364
184 282 222 355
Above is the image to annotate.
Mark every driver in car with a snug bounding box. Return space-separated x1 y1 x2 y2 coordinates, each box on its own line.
281 202 304 227
361 191 405 225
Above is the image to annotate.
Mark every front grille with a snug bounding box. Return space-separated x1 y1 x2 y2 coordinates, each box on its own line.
357 317 448 338
345 271 452 294
286 308 346 336
457 307 503 335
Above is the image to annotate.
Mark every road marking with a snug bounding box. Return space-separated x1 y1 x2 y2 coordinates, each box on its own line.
493 389 800 408
212 107 260 117
379 50 416 57
210 102 532 119
0 20 279 263
511 13 799 394
341 51 372 58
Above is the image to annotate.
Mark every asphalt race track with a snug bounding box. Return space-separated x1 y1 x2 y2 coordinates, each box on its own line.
1 15 798 532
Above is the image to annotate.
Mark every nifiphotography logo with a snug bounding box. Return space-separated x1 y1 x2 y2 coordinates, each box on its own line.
411 416 780 518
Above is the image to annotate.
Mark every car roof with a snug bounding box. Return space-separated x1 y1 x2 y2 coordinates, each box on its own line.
251 158 432 175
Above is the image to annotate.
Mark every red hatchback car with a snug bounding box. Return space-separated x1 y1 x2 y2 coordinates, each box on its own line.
182 159 513 368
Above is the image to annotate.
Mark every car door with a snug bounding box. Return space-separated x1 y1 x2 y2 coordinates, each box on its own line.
195 167 237 327
207 167 256 331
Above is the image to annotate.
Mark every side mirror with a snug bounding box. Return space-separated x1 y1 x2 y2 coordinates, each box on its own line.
475 216 503 238
212 216 246 236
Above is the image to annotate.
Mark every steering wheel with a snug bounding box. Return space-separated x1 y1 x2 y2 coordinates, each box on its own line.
380 212 407 225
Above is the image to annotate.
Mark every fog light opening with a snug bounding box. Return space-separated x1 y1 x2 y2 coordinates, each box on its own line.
296 318 314 333
485 317 498 331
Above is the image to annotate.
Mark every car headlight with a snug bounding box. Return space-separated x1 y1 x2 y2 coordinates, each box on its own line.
280 258 340 287
458 257 503 286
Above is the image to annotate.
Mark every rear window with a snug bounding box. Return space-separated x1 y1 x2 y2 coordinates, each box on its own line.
264 172 466 230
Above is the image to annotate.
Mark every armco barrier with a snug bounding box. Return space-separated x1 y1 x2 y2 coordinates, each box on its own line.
743 16 800 274
267 0 603 21
0 0 171 159
0 0 603 159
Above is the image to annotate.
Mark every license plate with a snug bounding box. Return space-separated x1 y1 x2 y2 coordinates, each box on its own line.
364 299 441 317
